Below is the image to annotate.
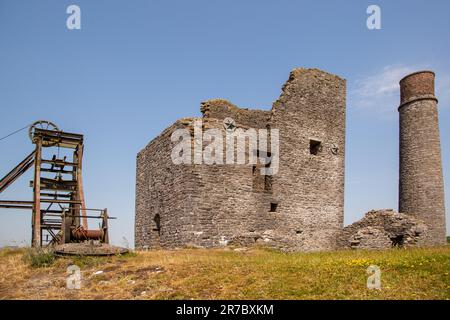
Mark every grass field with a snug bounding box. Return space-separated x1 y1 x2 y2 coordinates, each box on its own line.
0 246 449 300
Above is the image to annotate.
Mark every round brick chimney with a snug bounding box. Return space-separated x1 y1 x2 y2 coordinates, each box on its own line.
398 71 446 245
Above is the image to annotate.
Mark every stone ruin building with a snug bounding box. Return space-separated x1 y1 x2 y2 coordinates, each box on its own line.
135 68 447 251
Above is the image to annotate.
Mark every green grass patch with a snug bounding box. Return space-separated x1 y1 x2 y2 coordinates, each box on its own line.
22 247 55 268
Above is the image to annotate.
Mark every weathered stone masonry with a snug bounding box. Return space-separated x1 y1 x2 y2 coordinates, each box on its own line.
136 68 346 251
398 71 447 246
337 209 427 250
336 71 446 250
135 68 446 251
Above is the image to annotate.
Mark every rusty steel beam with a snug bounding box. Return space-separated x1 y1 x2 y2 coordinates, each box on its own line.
40 192 73 199
40 168 74 174
33 128 83 149
41 159 78 167
67 214 116 219
0 151 35 194
0 200 34 210
40 178 78 191
1 125 111 247
0 205 33 209
76 144 88 229
32 139 42 247
103 208 109 244
40 199 82 204
41 225 62 230
0 200 34 205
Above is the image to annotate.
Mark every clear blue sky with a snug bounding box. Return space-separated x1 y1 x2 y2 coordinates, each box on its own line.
1 0 449 247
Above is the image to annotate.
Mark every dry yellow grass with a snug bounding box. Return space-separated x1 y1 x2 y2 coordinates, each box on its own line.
0 246 449 300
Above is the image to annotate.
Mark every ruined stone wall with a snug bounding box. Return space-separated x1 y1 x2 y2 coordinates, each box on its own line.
171 105 276 248
398 71 447 245
135 121 199 249
200 99 270 129
135 68 346 251
337 210 428 250
269 69 346 250
135 115 275 249
135 67 447 252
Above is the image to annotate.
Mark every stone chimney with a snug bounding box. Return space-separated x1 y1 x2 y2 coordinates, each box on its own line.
398 71 446 245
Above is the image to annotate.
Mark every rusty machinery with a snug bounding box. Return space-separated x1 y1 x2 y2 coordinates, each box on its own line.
0 121 113 247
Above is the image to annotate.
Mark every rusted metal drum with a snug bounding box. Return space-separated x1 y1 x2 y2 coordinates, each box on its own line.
71 227 103 241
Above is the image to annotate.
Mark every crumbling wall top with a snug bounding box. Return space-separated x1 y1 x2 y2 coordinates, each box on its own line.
200 98 270 129
288 67 345 82
273 68 346 110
